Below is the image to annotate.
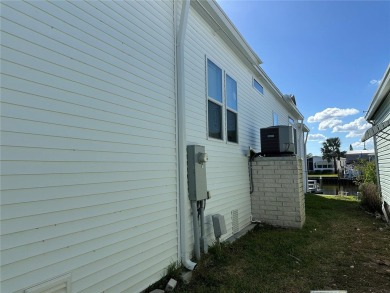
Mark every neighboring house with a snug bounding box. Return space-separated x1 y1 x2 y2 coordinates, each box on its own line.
308 156 334 172
307 156 334 172
345 150 375 164
361 63 390 220
307 156 345 173
0 1 308 292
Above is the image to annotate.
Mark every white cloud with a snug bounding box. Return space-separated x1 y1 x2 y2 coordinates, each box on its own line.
318 119 342 130
370 79 381 86
308 133 327 141
351 138 373 150
332 116 371 138
307 107 359 123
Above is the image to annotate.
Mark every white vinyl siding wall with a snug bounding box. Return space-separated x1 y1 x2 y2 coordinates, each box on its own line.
183 6 303 247
375 94 390 204
0 1 177 293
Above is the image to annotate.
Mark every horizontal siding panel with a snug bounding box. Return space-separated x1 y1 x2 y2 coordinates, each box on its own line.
2 58 174 112
1 178 176 208
2 130 176 151
2 161 176 176
1 28 175 101
1 119 175 147
1 184 176 235
74 239 177 293
1 40 174 101
1 132 175 154
2 217 177 292
376 115 389 204
2 108 175 141
91 1 174 47
1 145 175 164
2 109 175 143
2 183 176 220
3 221 177 287
1 3 177 293
2 64 174 115
1 49 174 111
82 245 177 293
71 230 176 290
1 186 175 248
2 42 173 105
2 206 176 267
377 138 389 149
3 2 174 80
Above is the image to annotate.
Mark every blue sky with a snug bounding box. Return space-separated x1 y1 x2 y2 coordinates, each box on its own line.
216 0 390 156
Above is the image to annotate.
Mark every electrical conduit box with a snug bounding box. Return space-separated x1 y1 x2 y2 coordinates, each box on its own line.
187 145 208 201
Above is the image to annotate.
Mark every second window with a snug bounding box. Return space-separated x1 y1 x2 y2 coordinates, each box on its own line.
207 59 238 143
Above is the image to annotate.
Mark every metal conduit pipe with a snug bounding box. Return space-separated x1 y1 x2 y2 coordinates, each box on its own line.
191 201 201 260
176 0 196 270
200 200 208 253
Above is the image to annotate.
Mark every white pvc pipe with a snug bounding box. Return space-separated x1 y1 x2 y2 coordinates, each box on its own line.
176 0 196 271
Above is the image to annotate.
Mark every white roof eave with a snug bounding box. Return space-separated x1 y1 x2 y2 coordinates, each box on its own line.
365 63 390 121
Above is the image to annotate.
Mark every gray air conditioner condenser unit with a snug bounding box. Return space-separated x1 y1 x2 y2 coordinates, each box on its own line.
260 125 295 156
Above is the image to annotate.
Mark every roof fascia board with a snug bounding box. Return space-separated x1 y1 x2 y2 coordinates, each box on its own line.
365 63 390 121
191 0 262 66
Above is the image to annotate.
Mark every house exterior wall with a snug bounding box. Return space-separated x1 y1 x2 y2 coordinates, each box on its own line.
1 1 308 292
364 64 390 213
183 4 306 249
1 1 178 293
375 94 390 205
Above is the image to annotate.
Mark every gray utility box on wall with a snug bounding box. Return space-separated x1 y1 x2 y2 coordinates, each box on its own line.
187 145 208 201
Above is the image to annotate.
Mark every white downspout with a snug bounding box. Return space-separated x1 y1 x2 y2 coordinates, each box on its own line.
299 120 308 192
176 0 196 271
303 130 309 192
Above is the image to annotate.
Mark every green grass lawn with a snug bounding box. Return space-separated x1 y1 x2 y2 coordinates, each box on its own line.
175 194 390 293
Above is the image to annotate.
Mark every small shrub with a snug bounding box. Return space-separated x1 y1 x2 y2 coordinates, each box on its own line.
355 159 377 184
359 182 382 214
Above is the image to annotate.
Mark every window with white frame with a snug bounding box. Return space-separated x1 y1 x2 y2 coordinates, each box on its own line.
253 79 264 94
207 58 238 143
273 112 279 126
226 74 238 142
207 59 223 140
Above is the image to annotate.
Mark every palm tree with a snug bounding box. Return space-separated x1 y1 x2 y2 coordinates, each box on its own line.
321 137 342 174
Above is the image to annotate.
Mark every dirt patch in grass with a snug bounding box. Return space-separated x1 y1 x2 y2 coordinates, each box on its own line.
177 194 390 293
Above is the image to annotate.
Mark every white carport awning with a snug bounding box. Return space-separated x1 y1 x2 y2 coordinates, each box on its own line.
361 119 390 142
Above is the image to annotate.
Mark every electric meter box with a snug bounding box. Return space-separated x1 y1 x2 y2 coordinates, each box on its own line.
187 145 208 201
